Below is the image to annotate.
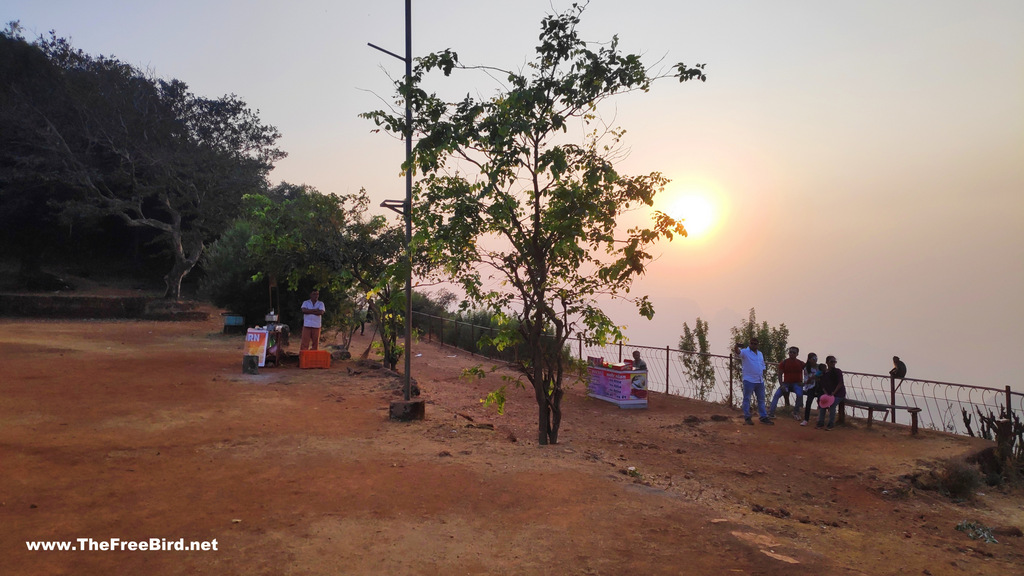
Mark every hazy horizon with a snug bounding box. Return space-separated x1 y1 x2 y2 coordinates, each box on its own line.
4 0 1021 391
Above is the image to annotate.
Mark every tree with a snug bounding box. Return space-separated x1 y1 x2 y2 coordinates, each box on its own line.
0 29 285 298
0 26 83 286
201 186 347 332
730 308 789 398
679 318 716 401
364 4 705 444
326 190 407 370
199 220 269 324
241 183 352 295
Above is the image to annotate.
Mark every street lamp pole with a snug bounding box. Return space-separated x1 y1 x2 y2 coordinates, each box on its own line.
370 0 415 405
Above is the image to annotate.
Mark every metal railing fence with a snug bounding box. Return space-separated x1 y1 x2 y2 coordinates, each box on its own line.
412 310 521 364
411 311 1021 438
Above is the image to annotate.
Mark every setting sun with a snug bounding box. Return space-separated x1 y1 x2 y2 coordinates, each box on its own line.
669 193 717 240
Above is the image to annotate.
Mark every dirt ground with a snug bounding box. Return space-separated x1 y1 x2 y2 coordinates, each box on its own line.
2 306 1023 575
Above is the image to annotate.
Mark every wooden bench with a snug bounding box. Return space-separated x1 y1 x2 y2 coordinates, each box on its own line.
841 398 922 435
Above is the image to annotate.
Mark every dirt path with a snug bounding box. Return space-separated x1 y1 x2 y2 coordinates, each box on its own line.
2 310 1021 575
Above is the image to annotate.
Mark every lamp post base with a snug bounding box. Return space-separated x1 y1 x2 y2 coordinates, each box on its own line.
242 355 259 375
389 399 425 421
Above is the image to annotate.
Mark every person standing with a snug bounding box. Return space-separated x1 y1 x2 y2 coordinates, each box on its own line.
300 289 326 350
816 355 846 430
770 346 805 419
734 337 773 426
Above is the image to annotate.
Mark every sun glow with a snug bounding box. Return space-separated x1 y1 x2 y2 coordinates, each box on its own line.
669 192 718 240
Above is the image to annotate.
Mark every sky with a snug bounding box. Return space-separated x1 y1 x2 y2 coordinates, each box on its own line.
4 0 1022 389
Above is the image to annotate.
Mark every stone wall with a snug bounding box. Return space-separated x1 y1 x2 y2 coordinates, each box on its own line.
0 295 207 320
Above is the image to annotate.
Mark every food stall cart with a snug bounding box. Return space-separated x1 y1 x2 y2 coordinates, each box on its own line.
244 311 288 368
586 357 648 409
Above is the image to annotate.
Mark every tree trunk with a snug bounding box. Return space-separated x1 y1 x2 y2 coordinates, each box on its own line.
533 377 563 445
531 321 552 444
549 385 563 444
163 263 188 299
535 384 552 445
162 236 203 300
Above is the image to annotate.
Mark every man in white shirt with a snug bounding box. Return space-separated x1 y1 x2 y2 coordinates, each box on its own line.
734 337 773 426
300 289 326 350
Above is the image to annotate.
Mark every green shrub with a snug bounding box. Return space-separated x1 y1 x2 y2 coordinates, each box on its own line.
955 520 998 543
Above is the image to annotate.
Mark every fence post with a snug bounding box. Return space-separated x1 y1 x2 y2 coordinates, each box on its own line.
728 355 734 408
618 340 623 362
578 334 582 361
1007 386 1013 418
665 346 670 394
890 376 897 423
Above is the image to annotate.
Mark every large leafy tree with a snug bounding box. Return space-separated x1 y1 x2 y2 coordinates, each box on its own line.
0 26 82 285
203 184 351 333
0 28 285 298
241 183 354 294
364 5 705 444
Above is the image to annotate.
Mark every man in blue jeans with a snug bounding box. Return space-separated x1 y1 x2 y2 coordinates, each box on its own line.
734 337 774 425
769 346 805 419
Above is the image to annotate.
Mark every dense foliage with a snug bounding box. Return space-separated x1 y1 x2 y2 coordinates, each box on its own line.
0 24 284 297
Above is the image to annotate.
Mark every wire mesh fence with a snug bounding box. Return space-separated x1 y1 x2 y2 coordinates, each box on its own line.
412 311 1021 438
412 310 520 364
